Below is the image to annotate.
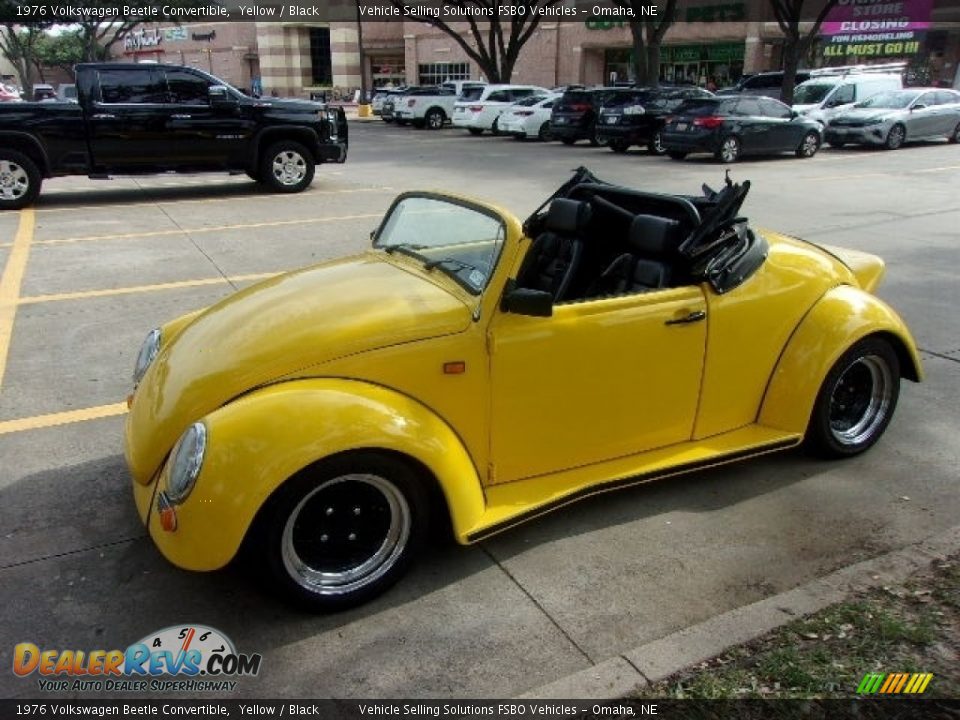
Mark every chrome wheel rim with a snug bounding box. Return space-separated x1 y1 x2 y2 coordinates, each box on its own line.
271 150 307 186
652 132 665 154
828 355 893 447
428 112 443 129
281 474 411 596
721 138 739 162
888 125 904 148
801 133 819 157
0 160 29 201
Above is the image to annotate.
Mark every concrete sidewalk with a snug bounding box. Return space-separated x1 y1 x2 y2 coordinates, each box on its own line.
523 525 960 698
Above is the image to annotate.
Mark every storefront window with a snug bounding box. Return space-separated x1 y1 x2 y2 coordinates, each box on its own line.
418 63 471 85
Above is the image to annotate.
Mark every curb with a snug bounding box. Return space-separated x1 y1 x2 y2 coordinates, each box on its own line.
520 525 960 699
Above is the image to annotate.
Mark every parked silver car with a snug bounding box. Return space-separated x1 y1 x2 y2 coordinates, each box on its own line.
825 88 960 150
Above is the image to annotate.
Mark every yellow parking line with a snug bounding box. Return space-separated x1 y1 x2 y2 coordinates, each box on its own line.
28 212 383 247
34 186 395 215
0 208 35 389
0 402 127 435
19 272 278 305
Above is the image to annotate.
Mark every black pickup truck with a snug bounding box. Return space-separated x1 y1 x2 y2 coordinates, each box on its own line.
0 63 348 209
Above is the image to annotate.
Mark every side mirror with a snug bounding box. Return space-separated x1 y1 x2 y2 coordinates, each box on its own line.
911 103 926 111
501 283 553 317
209 85 237 108
790 110 799 119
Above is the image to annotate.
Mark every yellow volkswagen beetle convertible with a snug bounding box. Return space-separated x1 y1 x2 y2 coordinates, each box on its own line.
125 169 921 610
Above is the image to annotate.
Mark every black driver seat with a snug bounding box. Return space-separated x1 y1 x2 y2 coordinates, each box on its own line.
591 213 680 296
516 199 592 301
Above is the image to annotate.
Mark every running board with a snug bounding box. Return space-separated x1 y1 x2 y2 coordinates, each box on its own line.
464 426 802 543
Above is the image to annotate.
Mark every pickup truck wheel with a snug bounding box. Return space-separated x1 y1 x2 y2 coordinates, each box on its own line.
261 452 429 611
425 108 445 130
0 150 41 210
804 337 900 458
537 122 552 141
261 141 315 193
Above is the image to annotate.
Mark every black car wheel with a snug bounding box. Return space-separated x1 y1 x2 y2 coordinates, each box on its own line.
949 122 960 144
491 118 502 136
425 108 445 130
647 131 666 155
0 150 42 210
609 140 629 153
717 136 741 163
259 452 429 611
537 122 553 142
804 337 900 458
668 151 687 160
261 141 315 193
796 131 820 158
468 128 484 136
884 124 905 150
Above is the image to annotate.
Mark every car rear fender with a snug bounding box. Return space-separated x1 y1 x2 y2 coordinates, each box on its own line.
149 378 484 571
758 285 922 435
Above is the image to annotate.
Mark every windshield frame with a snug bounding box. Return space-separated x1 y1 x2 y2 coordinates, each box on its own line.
372 192 508 297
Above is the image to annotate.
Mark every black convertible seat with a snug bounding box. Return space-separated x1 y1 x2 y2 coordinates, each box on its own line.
591 214 680 296
516 199 592 301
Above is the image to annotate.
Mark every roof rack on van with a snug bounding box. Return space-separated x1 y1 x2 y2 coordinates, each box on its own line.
808 62 907 78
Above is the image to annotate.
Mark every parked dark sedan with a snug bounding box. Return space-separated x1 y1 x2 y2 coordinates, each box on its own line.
662 96 823 162
597 86 715 154
550 88 617 145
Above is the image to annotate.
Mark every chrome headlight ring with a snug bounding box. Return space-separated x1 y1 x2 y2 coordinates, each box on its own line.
132 328 161 387
166 422 207 504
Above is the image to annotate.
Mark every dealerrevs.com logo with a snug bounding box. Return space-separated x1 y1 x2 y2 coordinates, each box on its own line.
13 624 262 693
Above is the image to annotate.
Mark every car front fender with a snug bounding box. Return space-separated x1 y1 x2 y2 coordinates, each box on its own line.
758 284 923 435
148 378 484 571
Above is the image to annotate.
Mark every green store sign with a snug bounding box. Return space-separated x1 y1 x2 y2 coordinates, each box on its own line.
660 43 745 63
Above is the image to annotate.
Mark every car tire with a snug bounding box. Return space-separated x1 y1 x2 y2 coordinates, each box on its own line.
668 151 687 160
258 452 430 611
884 124 905 150
260 141 315 193
647 131 666 155
537 122 552 142
949 122 960 144
588 123 601 147
716 135 741 163
609 140 629 153
0 149 42 210
804 337 900 459
796 131 820 158
561 137 576 146
491 118 502 136
425 108 445 130
468 128 484 136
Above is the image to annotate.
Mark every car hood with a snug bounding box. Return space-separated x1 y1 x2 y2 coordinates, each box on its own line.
125 255 472 483
832 108 896 123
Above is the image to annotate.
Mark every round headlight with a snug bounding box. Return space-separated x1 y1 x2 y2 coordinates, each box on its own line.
166 422 207 503
133 328 161 386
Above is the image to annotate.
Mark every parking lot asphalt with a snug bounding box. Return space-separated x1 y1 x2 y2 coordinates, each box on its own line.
1 122 959 699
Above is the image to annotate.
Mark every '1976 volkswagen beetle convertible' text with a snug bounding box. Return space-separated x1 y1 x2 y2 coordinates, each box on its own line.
125 169 922 610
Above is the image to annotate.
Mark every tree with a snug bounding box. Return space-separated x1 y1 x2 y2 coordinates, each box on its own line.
0 23 50 91
75 19 145 61
770 0 840 104
35 29 101 80
609 0 678 87
387 0 565 83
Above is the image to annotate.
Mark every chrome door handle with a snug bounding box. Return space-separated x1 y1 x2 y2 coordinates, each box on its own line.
171 114 192 119
665 310 706 325
92 113 116 119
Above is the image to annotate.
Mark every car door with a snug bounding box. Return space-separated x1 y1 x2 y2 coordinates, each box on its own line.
934 91 960 135
906 91 939 137
87 67 171 169
732 98 774 153
161 68 255 167
488 287 707 484
758 97 801 151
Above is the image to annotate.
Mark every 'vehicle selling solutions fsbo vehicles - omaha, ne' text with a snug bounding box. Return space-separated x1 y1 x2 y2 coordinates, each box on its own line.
125 168 922 611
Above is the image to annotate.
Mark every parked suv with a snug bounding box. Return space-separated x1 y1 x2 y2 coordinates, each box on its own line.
550 88 618 145
597 86 714 154
452 84 549 135
717 71 812 100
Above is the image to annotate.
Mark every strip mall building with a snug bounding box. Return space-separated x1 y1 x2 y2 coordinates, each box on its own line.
115 3 960 98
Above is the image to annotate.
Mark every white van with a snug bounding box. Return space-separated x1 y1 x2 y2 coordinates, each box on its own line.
793 68 903 124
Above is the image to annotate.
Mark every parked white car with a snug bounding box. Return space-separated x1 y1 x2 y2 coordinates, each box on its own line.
498 94 558 140
793 65 903 125
453 84 551 135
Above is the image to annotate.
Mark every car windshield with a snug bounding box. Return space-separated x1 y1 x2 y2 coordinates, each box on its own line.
856 91 919 109
793 83 834 104
374 196 506 295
